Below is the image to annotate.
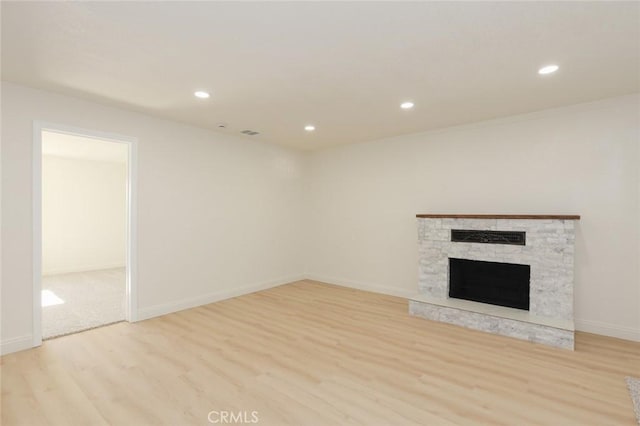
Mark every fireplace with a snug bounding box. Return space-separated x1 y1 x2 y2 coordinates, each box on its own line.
410 214 580 349
449 258 530 310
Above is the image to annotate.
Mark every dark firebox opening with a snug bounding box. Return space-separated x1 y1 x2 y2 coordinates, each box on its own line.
449 258 530 311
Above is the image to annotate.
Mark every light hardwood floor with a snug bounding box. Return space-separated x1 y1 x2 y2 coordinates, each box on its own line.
2 280 639 425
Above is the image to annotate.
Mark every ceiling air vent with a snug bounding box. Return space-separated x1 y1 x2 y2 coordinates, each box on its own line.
241 130 259 136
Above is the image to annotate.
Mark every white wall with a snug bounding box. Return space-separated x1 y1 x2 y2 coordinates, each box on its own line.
305 94 640 341
1 82 306 353
42 154 127 275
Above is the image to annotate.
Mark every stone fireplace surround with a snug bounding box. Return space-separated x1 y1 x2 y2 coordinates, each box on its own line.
409 214 580 350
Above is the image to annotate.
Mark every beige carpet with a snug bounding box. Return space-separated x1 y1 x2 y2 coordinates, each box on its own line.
628 377 640 425
42 268 126 339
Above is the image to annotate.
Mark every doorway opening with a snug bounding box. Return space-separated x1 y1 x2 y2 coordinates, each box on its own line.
33 123 137 344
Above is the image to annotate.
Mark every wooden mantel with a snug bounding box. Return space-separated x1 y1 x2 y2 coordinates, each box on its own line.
416 214 580 220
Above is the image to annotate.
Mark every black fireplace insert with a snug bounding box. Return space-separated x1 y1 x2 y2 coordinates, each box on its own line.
449 258 530 310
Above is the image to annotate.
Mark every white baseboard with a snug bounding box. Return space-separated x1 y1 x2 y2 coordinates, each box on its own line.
306 274 640 343
5 275 636 356
137 274 306 321
575 319 640 342
1 334 33 356
43 263 126 276
305 273 415 299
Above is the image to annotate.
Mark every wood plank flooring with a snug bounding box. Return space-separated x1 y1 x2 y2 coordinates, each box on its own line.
2 280 639 425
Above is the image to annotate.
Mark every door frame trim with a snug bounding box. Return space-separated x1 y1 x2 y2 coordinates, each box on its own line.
32 121 139 346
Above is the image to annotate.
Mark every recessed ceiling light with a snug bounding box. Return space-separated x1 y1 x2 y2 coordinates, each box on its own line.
400 101 414 110
538 65 559 75
304 125 315 132
194 91 210 99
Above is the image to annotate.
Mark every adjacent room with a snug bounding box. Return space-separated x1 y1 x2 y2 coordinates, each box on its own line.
1 2 639 425
41 130 129 339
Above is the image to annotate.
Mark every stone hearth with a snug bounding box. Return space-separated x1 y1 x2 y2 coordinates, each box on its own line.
409 214 580 349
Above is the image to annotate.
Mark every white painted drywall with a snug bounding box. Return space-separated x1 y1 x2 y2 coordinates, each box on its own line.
305 94 640 341
42 154 127 275
1 82 306 353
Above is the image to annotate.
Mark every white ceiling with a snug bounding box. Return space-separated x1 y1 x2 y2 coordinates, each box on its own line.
2 2 639 151
42 131 128 164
